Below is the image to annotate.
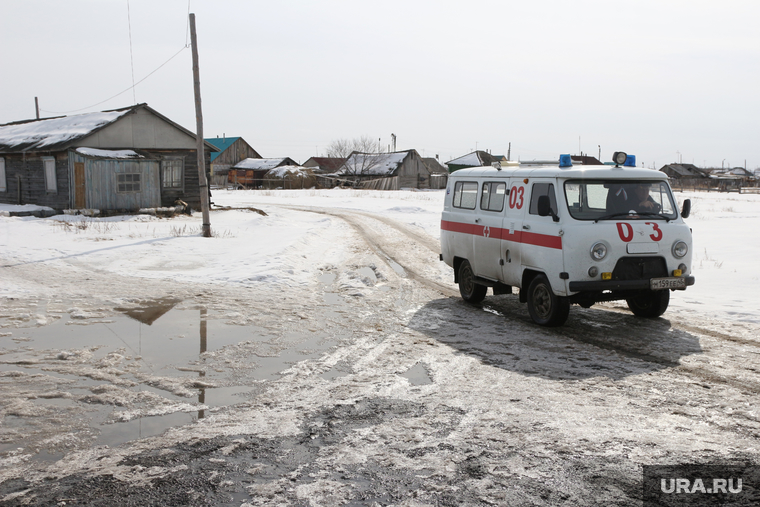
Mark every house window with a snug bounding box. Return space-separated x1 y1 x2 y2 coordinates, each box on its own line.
0 158 6 192
162 158 184 189
117 173 141 193
43 156 57 193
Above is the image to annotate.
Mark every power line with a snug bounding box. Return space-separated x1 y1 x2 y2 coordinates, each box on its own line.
40 45 188 115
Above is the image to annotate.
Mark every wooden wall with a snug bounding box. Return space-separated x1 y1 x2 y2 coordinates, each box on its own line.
0 152 70 210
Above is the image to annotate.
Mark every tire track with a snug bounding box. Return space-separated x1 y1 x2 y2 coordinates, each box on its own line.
274 204 458 297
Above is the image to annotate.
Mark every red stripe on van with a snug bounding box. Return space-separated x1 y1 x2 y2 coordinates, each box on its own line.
521 231 562 249
441 220 562 250
440 220 482 236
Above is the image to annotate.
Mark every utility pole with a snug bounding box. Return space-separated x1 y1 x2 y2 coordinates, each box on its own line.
189 13 211 238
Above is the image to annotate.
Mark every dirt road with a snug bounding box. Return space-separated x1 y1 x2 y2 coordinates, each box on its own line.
1 206 758 506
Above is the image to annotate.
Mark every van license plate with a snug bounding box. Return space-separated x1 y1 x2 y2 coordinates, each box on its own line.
650 277 686 290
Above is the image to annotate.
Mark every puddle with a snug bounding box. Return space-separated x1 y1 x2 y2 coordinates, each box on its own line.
323 293 343 305
400 363 433 386
0 301 340 459
385 257 406 277
356 266 378 283
318 273 336 285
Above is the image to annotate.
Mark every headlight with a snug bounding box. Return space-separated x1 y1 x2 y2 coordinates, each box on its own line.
672 240 688 258
590 242 607 261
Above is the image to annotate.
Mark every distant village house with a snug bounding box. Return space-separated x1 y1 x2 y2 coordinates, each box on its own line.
205 136 261 187
335 150 432 190
228 157 298 188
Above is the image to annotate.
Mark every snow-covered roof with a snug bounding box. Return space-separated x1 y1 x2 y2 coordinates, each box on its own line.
266 165 313 178
0 109 132 152
233 158 290 170
0 104 219 154
447 152 484 166
340 152 409 176
75 147 144 159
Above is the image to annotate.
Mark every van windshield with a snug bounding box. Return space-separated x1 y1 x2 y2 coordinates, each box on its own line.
564 180 678 221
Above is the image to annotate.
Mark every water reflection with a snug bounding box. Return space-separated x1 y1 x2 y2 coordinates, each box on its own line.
199 307 206 419
0 299 339 457
115 297 180 325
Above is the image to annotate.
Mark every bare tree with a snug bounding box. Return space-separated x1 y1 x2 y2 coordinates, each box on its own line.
325 136 384 159
326 136 389 182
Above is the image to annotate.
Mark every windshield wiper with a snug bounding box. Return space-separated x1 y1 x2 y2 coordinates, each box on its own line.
594 212 636 223
633 212 671 221
595 211 671 223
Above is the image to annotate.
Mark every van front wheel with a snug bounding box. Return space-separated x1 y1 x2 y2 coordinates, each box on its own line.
626 289 669 318
527 275 569 326
458 260 487 304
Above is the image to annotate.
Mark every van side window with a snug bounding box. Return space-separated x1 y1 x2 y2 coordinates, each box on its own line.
480 182 506 212
528 183 558 216
453 181 478 209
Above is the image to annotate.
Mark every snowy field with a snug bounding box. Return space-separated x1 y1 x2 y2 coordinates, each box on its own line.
2 187 759 324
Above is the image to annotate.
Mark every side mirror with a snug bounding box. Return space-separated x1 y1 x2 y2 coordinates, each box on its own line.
537 195 551 216
681 198 691 219
537 195 560 222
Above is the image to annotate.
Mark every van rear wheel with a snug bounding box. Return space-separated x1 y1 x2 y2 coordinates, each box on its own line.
626 289 669 318
458 260 487 304
527 275 569 326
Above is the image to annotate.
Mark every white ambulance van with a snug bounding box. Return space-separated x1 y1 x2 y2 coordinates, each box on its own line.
440 152 695 326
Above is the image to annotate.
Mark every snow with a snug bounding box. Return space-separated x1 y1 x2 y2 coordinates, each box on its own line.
266 165 311 178
232 158 290 170
340 152 408 176
1 189 758 323
0 110 129 150
75 147 143 159
1 187 760 502
447 152 483 166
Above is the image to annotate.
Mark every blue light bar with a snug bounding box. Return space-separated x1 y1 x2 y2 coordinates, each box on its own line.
559 154 573 168
624 154 636 167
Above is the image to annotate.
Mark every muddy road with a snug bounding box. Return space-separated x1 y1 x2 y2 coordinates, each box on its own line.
1 206 758 506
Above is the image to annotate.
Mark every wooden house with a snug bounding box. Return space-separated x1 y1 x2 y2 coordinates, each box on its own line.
446 150 500 172
422 157 449 189
0 103 218 213
228 157 298 188
659 163 710 180
263 166 317 189
205 136 261 186
337 150 432 190
302 157 347 175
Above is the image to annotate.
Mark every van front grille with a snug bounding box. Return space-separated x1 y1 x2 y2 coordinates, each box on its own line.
612 257 668 281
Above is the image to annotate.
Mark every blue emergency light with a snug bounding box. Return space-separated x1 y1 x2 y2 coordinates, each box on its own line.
559 154 573 168
624 154 636 167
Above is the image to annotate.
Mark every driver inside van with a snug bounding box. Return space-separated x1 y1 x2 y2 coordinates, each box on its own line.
607 183 661 214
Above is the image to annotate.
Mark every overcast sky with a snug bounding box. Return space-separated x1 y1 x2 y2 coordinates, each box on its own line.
2 0 758 169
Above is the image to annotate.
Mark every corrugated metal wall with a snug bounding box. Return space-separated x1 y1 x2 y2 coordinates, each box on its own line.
69 151 161 210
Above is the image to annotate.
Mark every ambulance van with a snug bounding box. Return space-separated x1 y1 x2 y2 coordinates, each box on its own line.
440 152 695 326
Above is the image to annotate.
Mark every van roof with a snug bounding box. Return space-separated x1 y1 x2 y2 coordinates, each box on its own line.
449 164 668 181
